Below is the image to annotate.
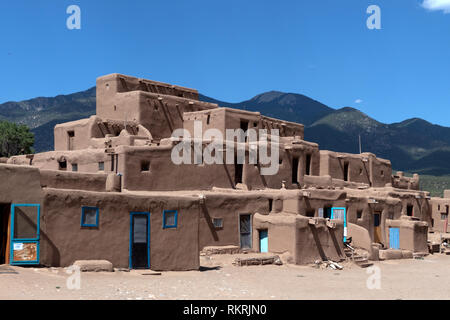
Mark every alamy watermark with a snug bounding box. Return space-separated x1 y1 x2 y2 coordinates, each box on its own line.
170 121 280 176
66 5 81 30
366 265 381 290
367 5 381 30
65 265 81 290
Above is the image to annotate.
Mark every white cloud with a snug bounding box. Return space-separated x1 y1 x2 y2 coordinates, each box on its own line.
422 0 450 13
355 99 363 104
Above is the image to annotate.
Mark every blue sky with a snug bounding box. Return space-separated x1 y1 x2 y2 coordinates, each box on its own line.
0 0 449 125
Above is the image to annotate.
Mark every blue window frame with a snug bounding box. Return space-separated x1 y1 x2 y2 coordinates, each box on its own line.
81 206 99 227
163 210 178 229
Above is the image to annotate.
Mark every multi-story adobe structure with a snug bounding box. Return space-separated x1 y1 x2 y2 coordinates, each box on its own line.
0 73 447 271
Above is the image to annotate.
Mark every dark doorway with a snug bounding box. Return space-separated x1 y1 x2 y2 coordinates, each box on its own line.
240 120 249 142
0 204 11 264
343 162 349 181
234 160 243 185
67 131 75 150
240 120 249 131
305 154 312 176
374 212 382 244
292 157 299 184
239 214 252 249
407 205 413 217
130 213 150 269
323 207 331 219
324 206 332 219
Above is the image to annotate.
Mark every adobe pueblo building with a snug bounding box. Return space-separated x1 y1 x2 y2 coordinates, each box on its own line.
0 73 449 271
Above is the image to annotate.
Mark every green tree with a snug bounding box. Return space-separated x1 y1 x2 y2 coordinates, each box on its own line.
0 121 34 157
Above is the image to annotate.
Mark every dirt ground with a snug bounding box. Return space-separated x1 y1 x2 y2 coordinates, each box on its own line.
0 253 449 300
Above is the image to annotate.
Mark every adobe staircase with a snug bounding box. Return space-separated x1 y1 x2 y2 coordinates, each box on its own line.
344 244 373 268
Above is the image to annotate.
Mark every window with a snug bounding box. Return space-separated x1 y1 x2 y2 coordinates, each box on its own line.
207 114 211 125
240 120 249 142
235 159 243 185
268 199 273 212
292 157 299 184
81 207 99 227
343 162 349 181
212 218 223 229
357 210 363 219
163 210 178 229
305 154 312 176
324 206 332 219
72 163 78 172
374 213 381 227
98 162 104 171
141 161 150 172
381 170 384 177
58 159 67 171
67 131 75 150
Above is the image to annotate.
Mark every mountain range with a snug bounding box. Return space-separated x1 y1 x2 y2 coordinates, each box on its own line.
2 87 450 176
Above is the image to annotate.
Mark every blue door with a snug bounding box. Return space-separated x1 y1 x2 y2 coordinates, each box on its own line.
10 204 40 265
259 229 268 253
331 207 347 242
389 228 400 249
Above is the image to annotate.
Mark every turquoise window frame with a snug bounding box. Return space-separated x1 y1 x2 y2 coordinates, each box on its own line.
81 206 99 227
163 210 178 229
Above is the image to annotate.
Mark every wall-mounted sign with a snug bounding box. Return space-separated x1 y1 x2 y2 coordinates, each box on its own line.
13 243 23 251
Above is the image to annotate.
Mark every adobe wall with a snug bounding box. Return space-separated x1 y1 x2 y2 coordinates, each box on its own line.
243 141 320 190
385 218 428 253
39 189 200 271
118 142 320 191
54 115 149 151
54 117 100 151
345 188 431 249
319 151 391 188
429 197 450 233
119 145 236 191
345 193 401 248
9 150 113 174
96 74 218 141
294 217 345 264
0 164 43 205
253 213 297 259
252 213 344 265
39 170 108 192
281 189 347 216
183 108 304 140
197 192 272 250
391 172 420 190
